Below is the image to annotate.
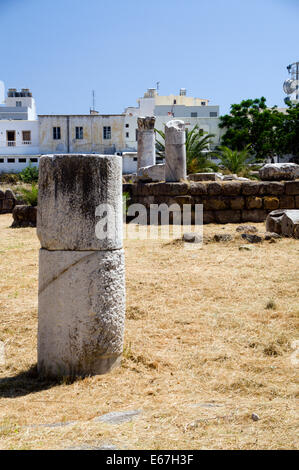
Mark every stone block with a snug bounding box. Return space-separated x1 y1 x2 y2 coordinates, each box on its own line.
261 182 284 195
5 189 16 199
2 198 14 211
204 198 228 211
285 181 299 195
242 209 267 222
187 172 222 181
259 163 299 181
38 248 125 378
230 196 245 210
263 196 279 210
279 195 295 209
246 196 263 209
189 182 208 196
174 195 193 206
150 182 189 196
11 205 37 227
241 182 262 195
215 210 241 224
207 182 222 195
137 163 165 182
221 182 242 196
37 154 123 251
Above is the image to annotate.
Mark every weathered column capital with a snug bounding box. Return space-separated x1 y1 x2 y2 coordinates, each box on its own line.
137 116 156 131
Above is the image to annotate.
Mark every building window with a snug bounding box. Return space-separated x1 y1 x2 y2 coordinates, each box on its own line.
210 112 217 117
30 158 38 163
6 130 15 146
16 101 22 107
126 132 129 138
53 127 61 140
125 123 129 128
135 129 138 141
8 158 15 163
22 131 31 143
75 126 83 139
133 157 137 161
174 99 177 104
191 112 198 117
103 126 111 140
201 102 206 106
18 158 27 163
0 158 4 163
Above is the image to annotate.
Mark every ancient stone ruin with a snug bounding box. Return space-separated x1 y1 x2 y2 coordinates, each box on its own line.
266 209 299 238
37 154 125 378
0 188 16 214
165 120 187 182
137 116 156 170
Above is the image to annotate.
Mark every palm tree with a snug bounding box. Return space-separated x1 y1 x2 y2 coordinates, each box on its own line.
215 145 252 174
155 124 217 174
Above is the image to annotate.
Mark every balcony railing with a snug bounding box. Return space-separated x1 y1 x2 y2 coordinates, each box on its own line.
0 141 33 147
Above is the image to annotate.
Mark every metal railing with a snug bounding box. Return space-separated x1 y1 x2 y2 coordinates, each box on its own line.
7 141 16 147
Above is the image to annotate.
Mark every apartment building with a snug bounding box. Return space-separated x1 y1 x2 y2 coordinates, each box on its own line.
0 86 39 173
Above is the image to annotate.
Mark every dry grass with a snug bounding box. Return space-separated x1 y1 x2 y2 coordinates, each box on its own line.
0 213 298 450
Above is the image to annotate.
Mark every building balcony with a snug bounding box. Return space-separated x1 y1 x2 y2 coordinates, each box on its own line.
0 141 34 147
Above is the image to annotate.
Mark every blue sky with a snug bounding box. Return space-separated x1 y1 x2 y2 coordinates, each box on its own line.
0 0 298 115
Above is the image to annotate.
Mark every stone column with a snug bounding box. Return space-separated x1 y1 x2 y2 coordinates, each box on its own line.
137 116 156 170
37 154 125 378
165 120 187 182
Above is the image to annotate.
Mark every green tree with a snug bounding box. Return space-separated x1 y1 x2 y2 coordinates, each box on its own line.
281 103 299 161
19 163 39 183
219 97 286 161
215 145 253 174
155 125 217 173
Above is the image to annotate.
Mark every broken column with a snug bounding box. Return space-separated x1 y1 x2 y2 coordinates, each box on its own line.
165 120 187 182
37 154 125 378
137 116 156 170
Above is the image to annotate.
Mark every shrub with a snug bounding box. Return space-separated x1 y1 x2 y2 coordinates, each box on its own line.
19 164 39 183
19 183 38 207
214 145 253 175
0 173 20 184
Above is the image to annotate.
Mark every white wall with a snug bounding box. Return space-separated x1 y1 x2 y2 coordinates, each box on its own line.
0 155 39 174
122 152 138 174
39 115 125 154
0 120 39 155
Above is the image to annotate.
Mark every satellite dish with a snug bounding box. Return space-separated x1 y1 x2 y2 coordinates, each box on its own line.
0 81 4 104
283 78 297 95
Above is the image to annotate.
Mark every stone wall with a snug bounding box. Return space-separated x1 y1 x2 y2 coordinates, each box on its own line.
0 189 16 214
123 180 299 224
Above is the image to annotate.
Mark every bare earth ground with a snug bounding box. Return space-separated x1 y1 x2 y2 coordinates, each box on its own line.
0 213 298 450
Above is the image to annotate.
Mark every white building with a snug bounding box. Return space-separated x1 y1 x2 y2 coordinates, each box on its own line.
0 85 39 173
122 88 222 172
0 83 223 175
